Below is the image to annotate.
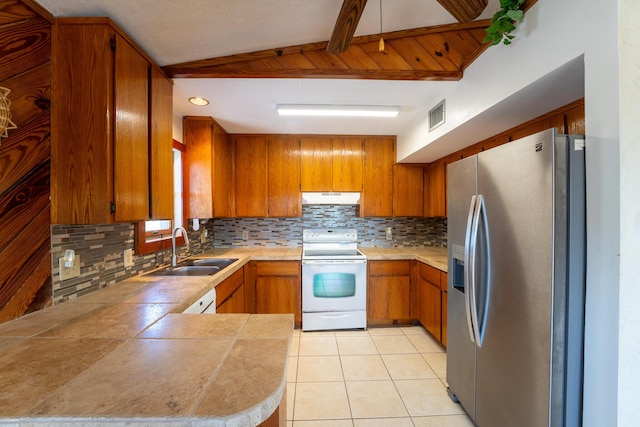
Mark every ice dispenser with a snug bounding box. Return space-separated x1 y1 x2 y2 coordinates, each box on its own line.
451 244 465 292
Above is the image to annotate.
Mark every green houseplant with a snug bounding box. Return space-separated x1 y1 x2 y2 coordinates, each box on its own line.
484 0 527 45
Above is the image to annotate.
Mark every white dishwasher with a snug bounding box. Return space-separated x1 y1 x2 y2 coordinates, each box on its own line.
183 288 216 314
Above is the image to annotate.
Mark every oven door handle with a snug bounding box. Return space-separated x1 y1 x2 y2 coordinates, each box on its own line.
302 259 367 265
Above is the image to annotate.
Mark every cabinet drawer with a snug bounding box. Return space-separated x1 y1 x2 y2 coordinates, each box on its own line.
369 260 411 276
216 269 243 303
418 262 441 285
256 261 300 277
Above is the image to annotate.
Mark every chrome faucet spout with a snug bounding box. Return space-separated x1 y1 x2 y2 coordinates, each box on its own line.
171 226 190 267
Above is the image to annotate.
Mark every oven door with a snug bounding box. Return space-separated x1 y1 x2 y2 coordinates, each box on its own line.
302 259 366 312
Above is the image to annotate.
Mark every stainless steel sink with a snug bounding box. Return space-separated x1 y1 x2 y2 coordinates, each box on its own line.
180 258 238 268
148 258 238 277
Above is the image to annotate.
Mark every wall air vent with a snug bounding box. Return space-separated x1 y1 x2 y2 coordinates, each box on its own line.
429 99 446 132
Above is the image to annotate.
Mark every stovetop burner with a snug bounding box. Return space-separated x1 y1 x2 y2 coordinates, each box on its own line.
302 228 366 261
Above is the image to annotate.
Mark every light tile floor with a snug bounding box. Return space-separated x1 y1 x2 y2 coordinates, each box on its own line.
286 325 474 427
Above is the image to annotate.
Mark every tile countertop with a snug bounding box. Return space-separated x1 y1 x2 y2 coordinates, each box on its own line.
0 245 446 426
359 246 448 272
0 247 297 427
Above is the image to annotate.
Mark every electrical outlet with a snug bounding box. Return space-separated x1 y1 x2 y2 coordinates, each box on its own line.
385 226 393 241
242 230 249 240
200 229 208 243
59 255 81 281
123 248 134 268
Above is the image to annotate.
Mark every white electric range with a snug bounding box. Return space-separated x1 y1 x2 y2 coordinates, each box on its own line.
301 228 367 331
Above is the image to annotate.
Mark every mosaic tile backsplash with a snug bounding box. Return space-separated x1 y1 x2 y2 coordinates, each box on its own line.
50 222 217 303
214 205 447 248
51 205 446 303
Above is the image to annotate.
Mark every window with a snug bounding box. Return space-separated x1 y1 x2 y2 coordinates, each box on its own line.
135 140 186 255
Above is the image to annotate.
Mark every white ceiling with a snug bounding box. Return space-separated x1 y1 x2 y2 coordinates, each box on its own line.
36 0 500 145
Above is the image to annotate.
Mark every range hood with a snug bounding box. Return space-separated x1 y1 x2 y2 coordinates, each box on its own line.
302 192 360 205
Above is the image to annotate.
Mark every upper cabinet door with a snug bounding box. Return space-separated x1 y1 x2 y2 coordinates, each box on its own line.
425 160 446 217
300 137 332 191
113 34 150 222
212 126 233 218
149 67 174 220
184 117 214 219
268 138 301 217
51 23 114 224
300 137 363 192
393 164 424 217
235 135 268 217
362 137 394 216
332 137 363 191
51 20 154 224
184 117 233 219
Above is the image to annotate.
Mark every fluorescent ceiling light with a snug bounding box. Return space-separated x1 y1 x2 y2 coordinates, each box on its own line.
276 104 400 117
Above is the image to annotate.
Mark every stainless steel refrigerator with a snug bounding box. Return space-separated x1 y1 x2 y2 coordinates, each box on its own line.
446 129 586 427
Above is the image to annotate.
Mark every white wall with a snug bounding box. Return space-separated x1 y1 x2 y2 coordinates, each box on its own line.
172 112 183 143
398 0 628 423
397 2 588 162
618 1 640 425
582 0 620 423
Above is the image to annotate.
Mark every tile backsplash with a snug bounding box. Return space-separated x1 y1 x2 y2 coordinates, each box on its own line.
213 205 447 248
50 222 217 303
50 205 446 303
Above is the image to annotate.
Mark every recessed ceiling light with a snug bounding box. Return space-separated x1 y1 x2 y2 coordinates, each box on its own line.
276 104 400 117
188 97 209 106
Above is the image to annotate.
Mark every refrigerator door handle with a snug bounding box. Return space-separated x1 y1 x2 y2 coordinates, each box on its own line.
470 194 490 348
464 195 477 343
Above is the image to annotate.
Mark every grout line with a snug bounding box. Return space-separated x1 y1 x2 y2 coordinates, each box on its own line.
292 326 444 425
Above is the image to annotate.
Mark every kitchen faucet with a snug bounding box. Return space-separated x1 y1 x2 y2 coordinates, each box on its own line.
171 226 190 267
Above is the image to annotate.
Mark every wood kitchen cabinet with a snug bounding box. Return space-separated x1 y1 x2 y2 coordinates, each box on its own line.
215 268 245 313
268 137 302 217
184 117 233 218
149 67 174 219
300 137 363 192
234 135 269 217
424 160 446 217
415 262 447 345
367 260 412 322
416 262 442 341
393 164 424 216
332 137 363 191
254 261 302 327
361 137 394 217
52 19 158 224
300 137 332 191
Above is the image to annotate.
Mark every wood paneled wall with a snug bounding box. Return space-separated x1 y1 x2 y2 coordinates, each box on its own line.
0 0 53 323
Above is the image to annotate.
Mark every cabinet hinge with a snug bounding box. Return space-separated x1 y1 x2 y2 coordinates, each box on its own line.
110 202 116 214
109 37 116 51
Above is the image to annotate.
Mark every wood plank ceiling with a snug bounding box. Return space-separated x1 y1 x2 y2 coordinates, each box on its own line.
163 20 492 81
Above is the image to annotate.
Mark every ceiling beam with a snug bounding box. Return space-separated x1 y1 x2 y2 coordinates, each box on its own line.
326 0 368 54
163 21 490 81
436 0 488 23
166 68 463 80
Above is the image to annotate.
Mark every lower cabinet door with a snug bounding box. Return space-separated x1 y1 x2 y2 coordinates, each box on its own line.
217 284 245 313
255 275 301 323
254 261 301 325
422 280 442 341
368 276 411 320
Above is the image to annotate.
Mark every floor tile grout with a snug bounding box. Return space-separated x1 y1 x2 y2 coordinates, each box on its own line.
287 326 467 427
